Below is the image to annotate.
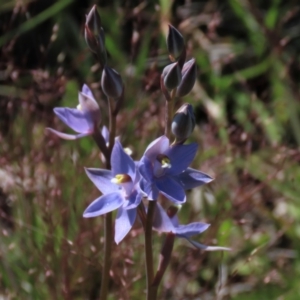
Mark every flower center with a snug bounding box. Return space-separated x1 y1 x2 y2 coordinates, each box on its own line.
154 154 171 177
111 174 132 197
111 174 131 184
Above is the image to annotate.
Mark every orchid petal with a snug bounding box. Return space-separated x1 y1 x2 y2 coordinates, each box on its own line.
140 178 159 200
174 222 210 237
46 128 92 140
115 207 137 244
139 156 154 182
170 214 179 227
111 141 136 180
185 238 231 251
175 168 213 190
81 84 95 99
144 136 169 161
165 143 198 175
156 177 186 203
54 107 93 133
125 189 143 209
152 202 175 233
78 92 100 118
85 168 118 194
83 192 123 217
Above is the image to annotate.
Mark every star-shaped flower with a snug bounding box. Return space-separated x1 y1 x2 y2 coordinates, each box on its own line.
138 136 213 203
153 203 230 251
46 84 101 140
83 140 143 244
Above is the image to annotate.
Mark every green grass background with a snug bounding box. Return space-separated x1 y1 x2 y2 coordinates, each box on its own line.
1 0 300 299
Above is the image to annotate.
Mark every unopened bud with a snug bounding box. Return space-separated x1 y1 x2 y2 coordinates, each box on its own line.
101 66 123 99
85 6 107 66
85 26 98 54
86 5 102 36
167 25 185 61
171 103 195 142
176 59 197 97
162 62 182 90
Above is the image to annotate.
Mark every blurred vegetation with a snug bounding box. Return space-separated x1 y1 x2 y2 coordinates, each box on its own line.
1 0 300 299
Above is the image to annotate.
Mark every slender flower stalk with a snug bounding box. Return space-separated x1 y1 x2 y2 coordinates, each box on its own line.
101 98 117 299
165 88 177 138
92 127 110 165
145 200 157 300
137 203 147 230
152 232 175 287
101 101 114 300
108 97 116 155
92 25 123 300
100 212 112 300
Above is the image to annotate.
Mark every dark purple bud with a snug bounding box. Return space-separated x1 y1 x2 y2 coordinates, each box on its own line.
86 5 102 36
84 25 98 54
167 25 185 60
171 103 195 142
95 27 107 66
176 59 197 97
101 66 123 99
85 6 107 66
162 62 182 90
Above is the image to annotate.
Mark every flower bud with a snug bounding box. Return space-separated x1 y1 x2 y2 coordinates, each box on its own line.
167 25 185 61
101 66 123 99
162 62 182 90
176 59 197 97
86 5 102 36
84 26 98 53
85 6 107 66
171 103 195 142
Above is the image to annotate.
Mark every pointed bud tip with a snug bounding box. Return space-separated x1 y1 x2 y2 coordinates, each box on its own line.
176 59 197 97
167 24 185 60
101 66 123 99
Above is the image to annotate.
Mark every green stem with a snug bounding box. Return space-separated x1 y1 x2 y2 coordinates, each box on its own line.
100 212 113 300
145 201 157 300
164 88 177 139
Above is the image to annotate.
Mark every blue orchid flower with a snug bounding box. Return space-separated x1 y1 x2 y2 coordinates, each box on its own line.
46 84 101 140
138 136 213 203
153 203 230 251
83 140 143 244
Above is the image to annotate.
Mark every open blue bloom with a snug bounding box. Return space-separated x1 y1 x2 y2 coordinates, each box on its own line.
153 203 230 251
138 135 213 203
83 140 143 244
46 84 101 140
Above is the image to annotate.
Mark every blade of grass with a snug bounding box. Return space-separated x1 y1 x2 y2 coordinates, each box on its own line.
0 0 73 48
